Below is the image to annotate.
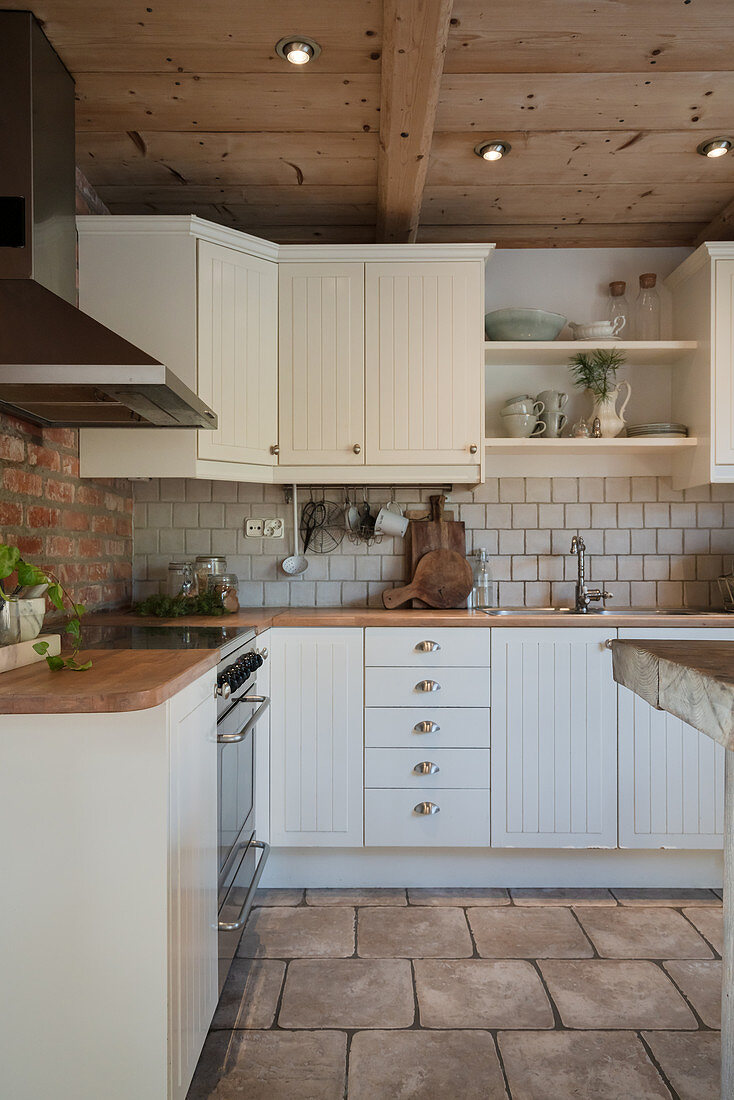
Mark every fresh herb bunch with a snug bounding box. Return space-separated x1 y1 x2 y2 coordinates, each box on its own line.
568 347 627 401
134 590 234 618
0 542 90 671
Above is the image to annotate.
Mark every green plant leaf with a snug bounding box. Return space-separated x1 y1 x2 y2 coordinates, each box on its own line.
0 544 20 580
66 657 93 672
46 582 64 610
16 560 48 587
33 640 50 655
45 654 66 671
66 618 81 639
73 603 86 617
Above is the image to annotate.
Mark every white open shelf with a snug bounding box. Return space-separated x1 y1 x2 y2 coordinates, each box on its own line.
484 340 697 367
484 436 698 456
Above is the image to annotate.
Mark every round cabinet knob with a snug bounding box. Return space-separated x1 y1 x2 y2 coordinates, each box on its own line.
413 720 440 735
352 443 361 455
414 801 440 815
413 761 440 775
415 640 441 653
270 444 280 455
469 443 478 454
415 679 441 693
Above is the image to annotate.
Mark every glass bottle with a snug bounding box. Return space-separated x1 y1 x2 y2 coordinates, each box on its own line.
607 280 629 336
635 273 661 340
470 548 497 609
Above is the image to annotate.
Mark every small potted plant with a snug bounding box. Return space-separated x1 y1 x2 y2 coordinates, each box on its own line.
0 542 91 670
568 347 631 437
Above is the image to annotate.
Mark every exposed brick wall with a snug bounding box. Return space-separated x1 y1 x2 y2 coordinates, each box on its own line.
0 415 132 612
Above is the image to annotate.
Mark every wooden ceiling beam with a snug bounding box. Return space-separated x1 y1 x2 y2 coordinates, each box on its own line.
376 0 453 243
417 223 702 247
695 193 734 247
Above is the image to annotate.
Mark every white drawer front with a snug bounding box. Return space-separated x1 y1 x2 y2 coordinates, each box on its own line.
365 627 490 668
365 789 490 847
365 666 490 708
365 707 490 749
365 748 489 789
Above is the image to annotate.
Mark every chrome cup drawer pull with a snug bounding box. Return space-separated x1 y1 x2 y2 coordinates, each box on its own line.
414 801 440 815
415 640 441 653
413 720 440 735
413 761 440 775
415 679 441 693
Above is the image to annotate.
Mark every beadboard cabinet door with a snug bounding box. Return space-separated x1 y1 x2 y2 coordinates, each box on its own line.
618 628 729 849
491 628 617 848
197 241 278 466
278 262 365 465
364 261 484 465
714 258 734 466
269 628 364 846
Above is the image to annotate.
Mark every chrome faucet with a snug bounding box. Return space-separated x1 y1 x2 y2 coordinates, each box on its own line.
570 535 613 613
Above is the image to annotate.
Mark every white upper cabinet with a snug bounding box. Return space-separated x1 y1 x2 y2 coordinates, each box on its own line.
490 628 618 848
197 241 278 466
365 261 484 465
278 262 365 465
714 258 734 467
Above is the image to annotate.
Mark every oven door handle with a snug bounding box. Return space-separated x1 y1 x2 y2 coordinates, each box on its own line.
218 839 270 932
217 695 270 744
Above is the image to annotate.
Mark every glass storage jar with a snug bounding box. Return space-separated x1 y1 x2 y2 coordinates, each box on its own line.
210 573 240 613
167 561 196 598
195 555 227 595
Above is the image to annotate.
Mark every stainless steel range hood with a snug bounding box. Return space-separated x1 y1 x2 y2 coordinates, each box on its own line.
0 11 217 429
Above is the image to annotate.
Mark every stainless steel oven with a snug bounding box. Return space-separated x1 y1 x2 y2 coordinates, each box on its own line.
215 636 270 990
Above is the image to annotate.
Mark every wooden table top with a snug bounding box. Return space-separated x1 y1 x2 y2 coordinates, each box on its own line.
612 639 734 751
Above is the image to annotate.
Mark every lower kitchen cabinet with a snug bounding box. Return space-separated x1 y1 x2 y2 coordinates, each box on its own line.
269 628 364 846
617 628 730 849
490 628 618 848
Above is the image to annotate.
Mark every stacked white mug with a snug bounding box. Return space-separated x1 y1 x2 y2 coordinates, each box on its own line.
500 394 546 438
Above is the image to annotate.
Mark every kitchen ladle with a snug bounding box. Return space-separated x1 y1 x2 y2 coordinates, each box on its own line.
281 483 308 575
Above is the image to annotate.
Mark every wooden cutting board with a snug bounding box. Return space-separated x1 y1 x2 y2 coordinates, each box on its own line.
383 549 473 610
406 495 467 608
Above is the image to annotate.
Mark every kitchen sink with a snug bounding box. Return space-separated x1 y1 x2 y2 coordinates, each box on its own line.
480 607 720 617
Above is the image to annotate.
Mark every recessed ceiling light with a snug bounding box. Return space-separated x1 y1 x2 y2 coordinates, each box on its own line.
474 140 511 162
275 36 321 65
697 137 732 158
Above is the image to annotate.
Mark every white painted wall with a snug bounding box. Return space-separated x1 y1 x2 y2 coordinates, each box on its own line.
485 247 692 338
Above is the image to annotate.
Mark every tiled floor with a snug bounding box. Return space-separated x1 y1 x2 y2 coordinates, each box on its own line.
187 887 723 1100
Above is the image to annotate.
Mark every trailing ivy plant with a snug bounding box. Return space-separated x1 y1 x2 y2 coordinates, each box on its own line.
0 542 91 671
568 347 627 401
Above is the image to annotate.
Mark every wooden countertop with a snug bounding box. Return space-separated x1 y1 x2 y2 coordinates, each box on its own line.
612 639 734 751
88 607 734 630
0 649 218 715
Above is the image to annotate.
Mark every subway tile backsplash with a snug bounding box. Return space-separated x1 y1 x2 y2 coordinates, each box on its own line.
132 477 734 609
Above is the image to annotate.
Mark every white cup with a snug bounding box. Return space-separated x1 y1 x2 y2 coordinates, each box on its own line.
503 413 546 438
502 399 544 417
375 502 409 537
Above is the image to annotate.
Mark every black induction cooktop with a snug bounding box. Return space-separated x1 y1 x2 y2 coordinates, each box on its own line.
63 622 257 653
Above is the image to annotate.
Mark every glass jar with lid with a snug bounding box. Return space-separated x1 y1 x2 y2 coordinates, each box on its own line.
210 572 240 613
167 561 196 598
607 280 629 336
195 555 227 595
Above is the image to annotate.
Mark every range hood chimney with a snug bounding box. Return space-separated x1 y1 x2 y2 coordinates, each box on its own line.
0 11 217 429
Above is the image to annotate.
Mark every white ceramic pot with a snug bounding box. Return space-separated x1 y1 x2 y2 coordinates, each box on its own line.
0 597 46 645
590 380 632 437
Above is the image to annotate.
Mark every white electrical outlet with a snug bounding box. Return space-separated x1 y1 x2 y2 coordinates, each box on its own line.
245 519 264 537
263 517 285 539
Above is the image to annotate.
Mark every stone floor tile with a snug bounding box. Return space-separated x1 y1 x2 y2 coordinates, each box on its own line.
253 888 304 906
305 887 407 906
612 887 721 907
663 960 722 1028
415 959 554 1029
237 906 354 958
511 887 616 906
468 906 593 958
539 960 696 1029
683 906 724 954
186 1029 346 1100
574 905 713 959
499 1030 671 1100
643 1030 720 1100
278 959 414 1029
407 887 510 906
211 959 285 1029
357 906 472 958
348 1030 507 1099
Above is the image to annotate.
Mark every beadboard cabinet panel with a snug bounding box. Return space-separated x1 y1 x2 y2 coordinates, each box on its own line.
197 241 278 466
278 262 365 465
269 628 364 846
714 259 734 467
618 628 730 849
491 628 617 848
364 261 484 465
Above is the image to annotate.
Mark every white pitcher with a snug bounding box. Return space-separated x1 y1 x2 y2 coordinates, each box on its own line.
590 380 631 438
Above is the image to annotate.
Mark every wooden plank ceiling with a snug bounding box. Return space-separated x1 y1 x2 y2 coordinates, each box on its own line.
10 0 734 246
